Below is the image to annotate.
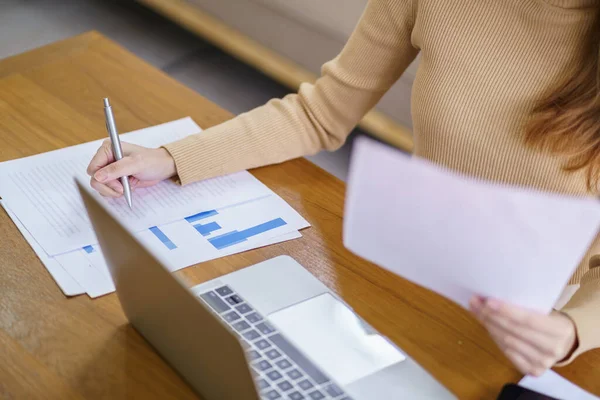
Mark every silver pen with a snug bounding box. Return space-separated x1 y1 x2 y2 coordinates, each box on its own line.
103 98 133 209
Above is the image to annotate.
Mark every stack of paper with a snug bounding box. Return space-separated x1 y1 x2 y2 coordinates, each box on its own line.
0 118 309 298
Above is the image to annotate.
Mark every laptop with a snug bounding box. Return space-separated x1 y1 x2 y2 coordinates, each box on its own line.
77 180 455 400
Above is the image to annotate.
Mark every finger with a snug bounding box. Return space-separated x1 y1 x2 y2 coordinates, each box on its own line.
505 348 538 376
104 179 124 194
90 177 121 198
127 176 160 189
485 324 554 371
486 299 558 336
469 295 485 315
129 176 139 189
94 155 142 183
478 305 558 358
87 140 114 176
488 331 539 376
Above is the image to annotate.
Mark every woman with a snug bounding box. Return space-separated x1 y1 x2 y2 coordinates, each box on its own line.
87 0 599 376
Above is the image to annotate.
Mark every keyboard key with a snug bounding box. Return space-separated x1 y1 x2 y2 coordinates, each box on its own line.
200 291 230 313
275 359 292 370
257 379 270 390
248 350 260 360
266 370 283 382
255 339 271 350
324 383 345 397
265 349 281 360
287 369 303 380
246 312 262 323
243 330 260 341
270 334 329 385
277 380 293 392
223 311 241 322
298 380 314 391
255 322 275 335
215 286 233 296
308 390 325 400
236 303 253 314
264 390 281 399
289 392 305 400
233 321 251 332
255 360 272 371
225 294 244 305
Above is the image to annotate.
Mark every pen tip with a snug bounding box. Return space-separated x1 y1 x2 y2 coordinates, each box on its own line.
103 98 110 108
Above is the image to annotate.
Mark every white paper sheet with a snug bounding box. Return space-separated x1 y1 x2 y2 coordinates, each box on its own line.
55 250 115 298
519 370 599 399
0 118 273 255
135 194 309 272
1 203 85 296
57 194 308 298
66 232 301 298
344 137 600 314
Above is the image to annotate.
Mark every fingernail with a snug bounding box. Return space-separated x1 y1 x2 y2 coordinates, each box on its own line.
95 170 107 182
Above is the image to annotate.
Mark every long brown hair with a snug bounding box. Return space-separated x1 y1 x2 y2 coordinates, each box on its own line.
526 17 600 191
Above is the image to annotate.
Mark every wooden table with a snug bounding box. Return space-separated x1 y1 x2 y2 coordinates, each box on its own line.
0 32 598 400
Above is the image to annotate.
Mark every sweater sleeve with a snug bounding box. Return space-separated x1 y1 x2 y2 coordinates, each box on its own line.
164 0 419 185
556 264 600 366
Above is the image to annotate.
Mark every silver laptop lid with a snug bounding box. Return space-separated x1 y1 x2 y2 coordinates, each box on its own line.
76 179 259 400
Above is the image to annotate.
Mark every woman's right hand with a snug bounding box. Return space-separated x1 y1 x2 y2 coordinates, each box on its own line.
87 140 177 198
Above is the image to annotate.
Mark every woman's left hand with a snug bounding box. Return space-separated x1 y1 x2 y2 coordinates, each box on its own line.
470 296 578 376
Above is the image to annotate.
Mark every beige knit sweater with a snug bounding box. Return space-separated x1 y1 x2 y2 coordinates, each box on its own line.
165 0 600 364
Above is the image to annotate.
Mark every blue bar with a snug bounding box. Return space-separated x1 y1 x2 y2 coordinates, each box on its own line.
83 245 94 254
194 221 222 236
209 218 287 250
149 226 177 250
210 229 241 241
185 210 218 223
209 230 246 248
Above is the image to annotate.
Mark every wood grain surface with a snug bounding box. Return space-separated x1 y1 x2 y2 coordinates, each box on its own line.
0 32 598 399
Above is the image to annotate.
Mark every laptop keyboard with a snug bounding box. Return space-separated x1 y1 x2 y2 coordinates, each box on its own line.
198 285 352 400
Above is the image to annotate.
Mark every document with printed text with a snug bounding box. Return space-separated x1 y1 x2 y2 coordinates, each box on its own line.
0 118 272 255
59 193 308 298
1 118 310 299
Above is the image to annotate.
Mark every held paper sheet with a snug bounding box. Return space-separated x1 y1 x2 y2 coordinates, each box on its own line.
344 137 600 314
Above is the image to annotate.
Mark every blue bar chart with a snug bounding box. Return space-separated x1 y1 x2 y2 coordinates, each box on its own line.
64 195 307 297
82 199 297 257
183 207 289 250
